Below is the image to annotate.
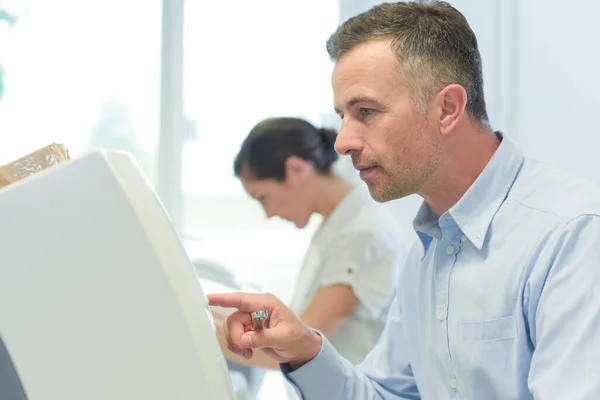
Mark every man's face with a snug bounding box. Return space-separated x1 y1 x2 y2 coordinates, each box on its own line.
332 39 443 202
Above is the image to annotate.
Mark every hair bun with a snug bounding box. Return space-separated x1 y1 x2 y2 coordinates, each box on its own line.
316 127 339 169
317 128 338 149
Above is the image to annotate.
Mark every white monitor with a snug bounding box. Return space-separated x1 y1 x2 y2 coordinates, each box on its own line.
0 151 235 400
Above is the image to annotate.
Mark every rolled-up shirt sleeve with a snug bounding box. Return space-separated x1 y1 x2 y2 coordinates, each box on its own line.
317 230 406 318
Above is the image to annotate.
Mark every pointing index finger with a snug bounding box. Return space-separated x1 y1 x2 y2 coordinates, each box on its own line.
208 292 274 312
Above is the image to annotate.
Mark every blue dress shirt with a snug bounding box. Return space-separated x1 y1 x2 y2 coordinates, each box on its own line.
284 134 600 399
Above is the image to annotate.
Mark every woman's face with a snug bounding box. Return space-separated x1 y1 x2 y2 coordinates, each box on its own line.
241 168 313 229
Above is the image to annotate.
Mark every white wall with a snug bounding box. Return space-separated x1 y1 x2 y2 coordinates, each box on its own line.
452 0 600 184
452 0 600 186
512 1 600 185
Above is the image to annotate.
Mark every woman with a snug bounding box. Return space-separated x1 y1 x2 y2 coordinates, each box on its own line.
213 117 408 370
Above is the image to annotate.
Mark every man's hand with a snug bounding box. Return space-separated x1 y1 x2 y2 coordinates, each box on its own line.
209 306 231 322
208 292 322 370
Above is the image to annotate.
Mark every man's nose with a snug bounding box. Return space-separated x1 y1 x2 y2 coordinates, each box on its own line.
334 119 363 155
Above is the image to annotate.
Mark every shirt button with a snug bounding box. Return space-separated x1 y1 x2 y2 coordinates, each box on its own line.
445 244 455 255
460 234 467 242
450 378 457 389
438 310 447 321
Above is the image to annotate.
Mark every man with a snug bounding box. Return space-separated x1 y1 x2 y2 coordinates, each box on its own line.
209 2 600 399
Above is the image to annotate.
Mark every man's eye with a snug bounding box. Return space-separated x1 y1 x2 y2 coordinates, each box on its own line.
360 108 374 116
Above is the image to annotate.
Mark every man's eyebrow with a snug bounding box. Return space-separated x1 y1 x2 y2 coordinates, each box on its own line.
347 95 376 107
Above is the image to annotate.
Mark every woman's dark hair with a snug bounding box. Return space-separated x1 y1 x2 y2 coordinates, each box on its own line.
233 117 339 181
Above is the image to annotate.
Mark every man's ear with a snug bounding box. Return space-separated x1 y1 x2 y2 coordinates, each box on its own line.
284 156 311 184
435 84 467 136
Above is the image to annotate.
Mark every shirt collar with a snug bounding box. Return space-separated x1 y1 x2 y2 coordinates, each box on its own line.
413 132 525 252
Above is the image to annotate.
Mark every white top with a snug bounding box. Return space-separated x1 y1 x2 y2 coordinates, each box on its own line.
288 185 409 365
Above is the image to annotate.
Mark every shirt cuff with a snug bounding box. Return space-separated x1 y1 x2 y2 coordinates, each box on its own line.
280 331 348 398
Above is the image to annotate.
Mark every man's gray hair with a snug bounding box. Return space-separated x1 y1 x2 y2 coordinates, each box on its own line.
327 1 489 126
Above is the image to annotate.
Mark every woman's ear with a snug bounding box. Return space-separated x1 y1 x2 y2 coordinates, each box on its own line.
284 156 311 184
